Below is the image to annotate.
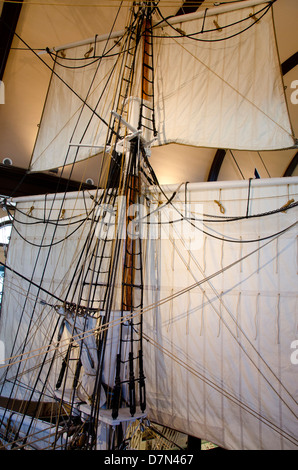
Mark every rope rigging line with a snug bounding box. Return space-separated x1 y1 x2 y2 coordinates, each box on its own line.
152 3 273 42
4 187 297 251
258 151 271 178
140 161 298 244
4 203 96 226
0 16 131 227
3 164 288 436
1 231 283 368
0 184 70 401
229 150 245 180
0 1 276 9
46 31 136 67
60 4 138 168
144 186 297 223
4 184 297 227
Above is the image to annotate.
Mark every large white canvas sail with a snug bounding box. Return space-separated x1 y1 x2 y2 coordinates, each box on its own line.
0 177 297 449
152 2 294 151
142 176 298 450
29 2 295 173
30 37 135 173
0 192 123 404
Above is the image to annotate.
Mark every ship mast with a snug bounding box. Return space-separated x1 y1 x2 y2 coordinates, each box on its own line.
110 1 156 429
53 4 156 449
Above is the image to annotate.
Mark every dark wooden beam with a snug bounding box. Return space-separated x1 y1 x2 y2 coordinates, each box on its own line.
0 395 69 419
0 164 96 197
207 149 226 182
0 0 23 80
283 151 298 177
176 0 205 16
281 51 298 76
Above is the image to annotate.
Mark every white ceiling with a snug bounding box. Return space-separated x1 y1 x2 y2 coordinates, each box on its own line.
0 0 297 186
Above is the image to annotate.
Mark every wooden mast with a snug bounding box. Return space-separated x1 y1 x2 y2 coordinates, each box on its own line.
122 8 152 311
112 4 152 421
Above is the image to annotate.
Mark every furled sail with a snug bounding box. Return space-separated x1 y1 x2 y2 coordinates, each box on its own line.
29 1 295 173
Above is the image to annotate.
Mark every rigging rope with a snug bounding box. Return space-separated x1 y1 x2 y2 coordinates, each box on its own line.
139 171 298 244
0 1 276 8
153 3 273 42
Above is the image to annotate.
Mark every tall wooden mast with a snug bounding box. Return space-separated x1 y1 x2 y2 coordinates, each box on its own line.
111 3 155 422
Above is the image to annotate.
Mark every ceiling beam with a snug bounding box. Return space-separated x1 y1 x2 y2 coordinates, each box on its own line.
0 164 96 198
0 0 23 80
207 149 227 182
281 51 298 76
283 151 298 177
176 0 205 17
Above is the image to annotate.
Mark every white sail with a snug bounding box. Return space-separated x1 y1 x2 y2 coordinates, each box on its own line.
0 192 123 403
143 176 298 450
29 2 295 173
152 2 294 151
1 177 297 449
30 37 136 173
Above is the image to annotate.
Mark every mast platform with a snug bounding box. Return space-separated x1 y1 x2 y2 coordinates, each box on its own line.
80 405 147 426
54 390 146 426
